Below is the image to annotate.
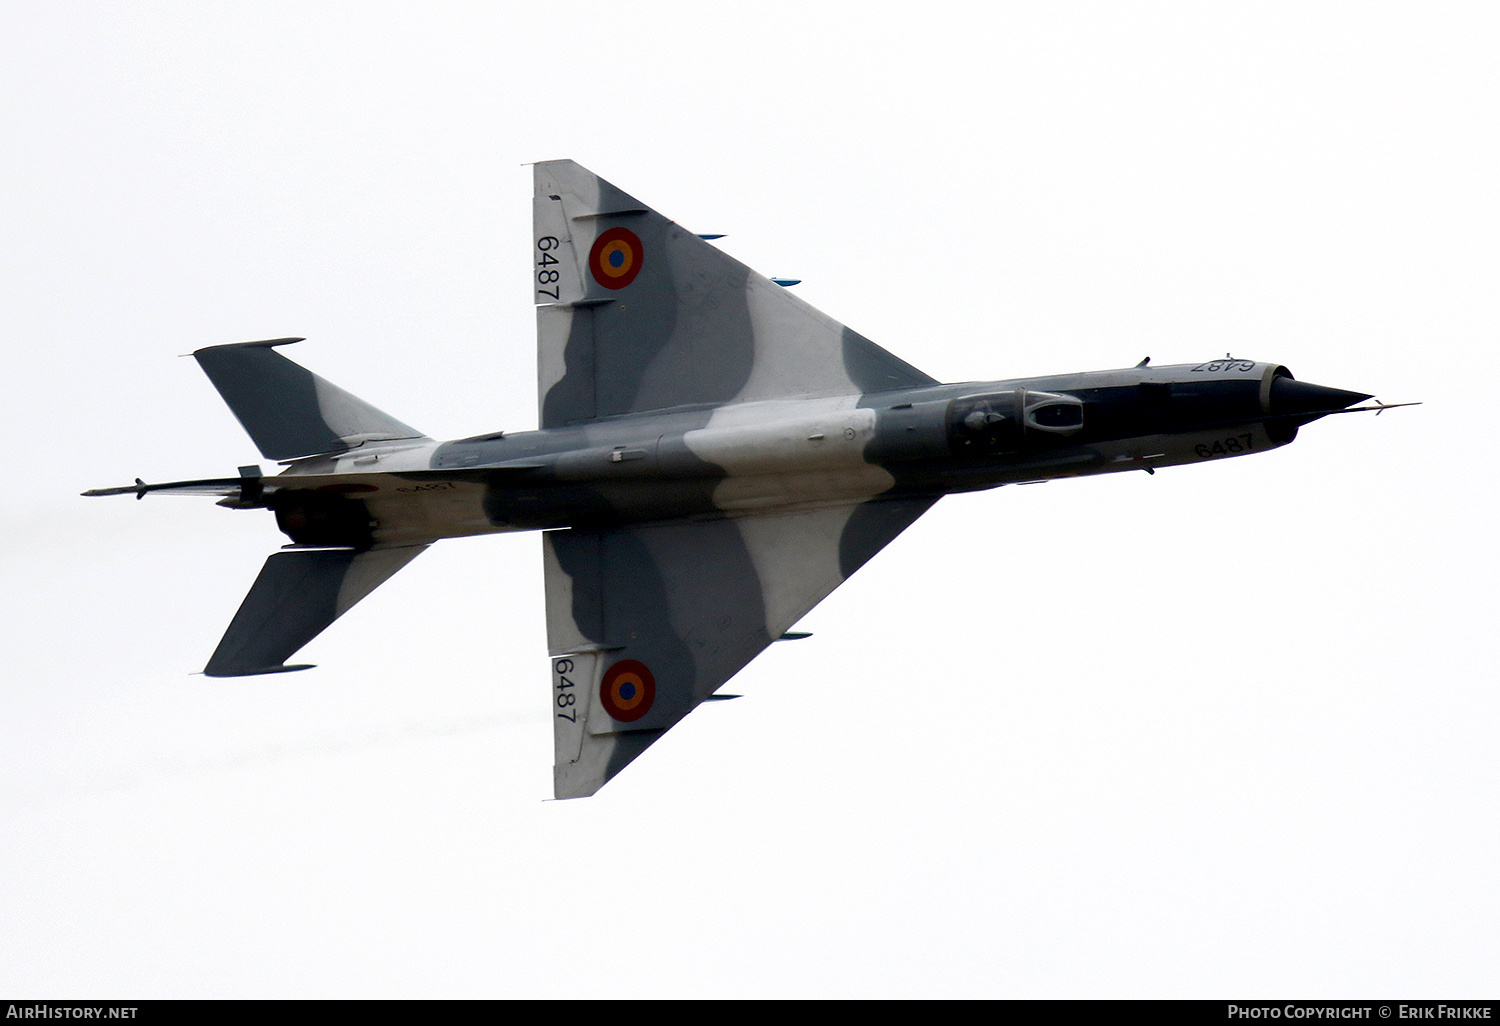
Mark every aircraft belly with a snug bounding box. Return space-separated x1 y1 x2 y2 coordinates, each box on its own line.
1086 422 1284 475
363 480 505 545
710 467 896 512
682 396 875 464
999 421 1285 483
489 475 895 530
287 413 1286 543
683 399 894 511
907 420 1286 491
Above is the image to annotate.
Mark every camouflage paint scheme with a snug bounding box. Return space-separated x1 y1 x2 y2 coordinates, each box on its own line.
87 161 1382 798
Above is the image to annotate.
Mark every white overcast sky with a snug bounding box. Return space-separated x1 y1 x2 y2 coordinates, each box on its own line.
2 0 1497 999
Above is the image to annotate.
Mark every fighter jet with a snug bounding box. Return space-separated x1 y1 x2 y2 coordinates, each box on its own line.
85 160 1406 798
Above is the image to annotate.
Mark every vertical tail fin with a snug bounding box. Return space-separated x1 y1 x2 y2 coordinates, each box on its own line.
193 338 425 462
203 544 428 677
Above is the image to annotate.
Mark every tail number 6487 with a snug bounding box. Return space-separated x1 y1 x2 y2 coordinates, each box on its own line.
1195 434 1254 459
536 236 562 301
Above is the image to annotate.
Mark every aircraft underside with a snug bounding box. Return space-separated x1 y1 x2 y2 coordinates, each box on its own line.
86 160 1401 798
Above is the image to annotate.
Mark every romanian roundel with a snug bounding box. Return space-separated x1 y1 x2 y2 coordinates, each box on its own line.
588 227 644 290
600 659 656 722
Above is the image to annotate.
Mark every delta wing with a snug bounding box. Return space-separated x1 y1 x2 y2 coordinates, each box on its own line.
543 497 935 798
531 160 935 428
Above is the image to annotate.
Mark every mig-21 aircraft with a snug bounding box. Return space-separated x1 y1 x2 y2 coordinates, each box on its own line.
86 160 1407 798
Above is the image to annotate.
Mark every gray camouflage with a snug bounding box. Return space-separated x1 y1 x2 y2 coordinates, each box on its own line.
86 160 1385 798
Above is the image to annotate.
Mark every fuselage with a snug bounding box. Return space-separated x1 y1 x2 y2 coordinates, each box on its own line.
260 358 1370 551
83 159 1397 796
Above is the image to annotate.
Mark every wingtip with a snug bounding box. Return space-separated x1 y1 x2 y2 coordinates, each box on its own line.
191 337 306 357
202 663 316 678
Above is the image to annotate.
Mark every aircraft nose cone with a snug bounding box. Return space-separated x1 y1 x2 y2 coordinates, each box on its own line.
1268 377 1372 417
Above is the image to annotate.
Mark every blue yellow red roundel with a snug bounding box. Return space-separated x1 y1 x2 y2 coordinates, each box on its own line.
600 659 656 722
588 227 644 290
